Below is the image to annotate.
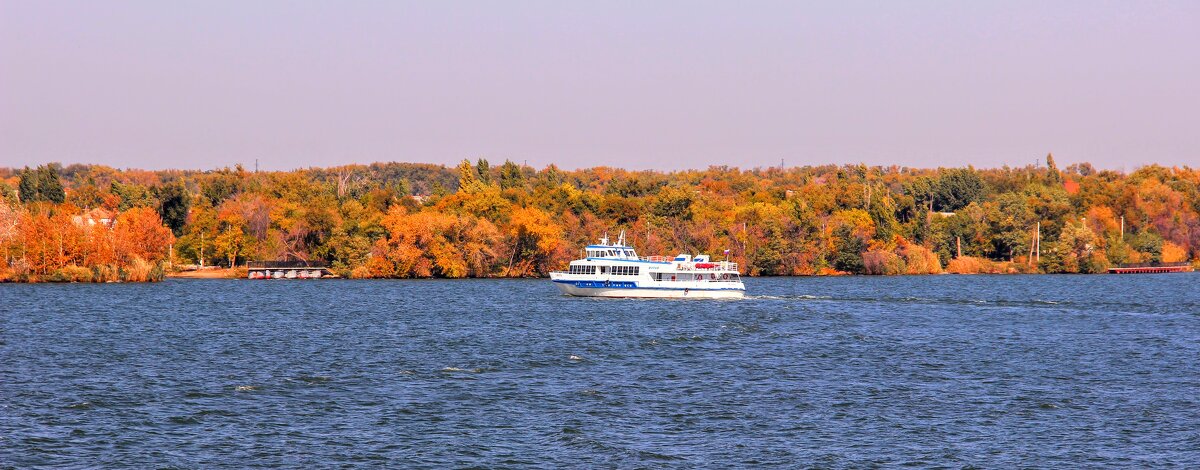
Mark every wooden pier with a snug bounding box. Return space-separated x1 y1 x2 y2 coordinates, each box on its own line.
1107 262 1194 274
247 261 332 279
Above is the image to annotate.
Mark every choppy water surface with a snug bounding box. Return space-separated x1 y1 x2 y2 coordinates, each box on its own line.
3 274 1199 467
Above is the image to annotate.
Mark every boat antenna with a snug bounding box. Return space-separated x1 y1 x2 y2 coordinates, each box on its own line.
617 230 626 247
600 232 609 245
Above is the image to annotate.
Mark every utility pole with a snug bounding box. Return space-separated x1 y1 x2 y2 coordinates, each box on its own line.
1029 226 1036 265
1120 216 1124 242
200 232 205 268
1035 222 1041 263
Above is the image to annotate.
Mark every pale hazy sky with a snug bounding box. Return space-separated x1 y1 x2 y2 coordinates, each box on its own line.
2 1 1197 171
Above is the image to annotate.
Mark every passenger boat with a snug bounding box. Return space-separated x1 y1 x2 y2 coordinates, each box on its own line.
549 231 745 298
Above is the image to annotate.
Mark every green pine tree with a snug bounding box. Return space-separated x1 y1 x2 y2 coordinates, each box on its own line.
1045 153 1063 185
37 165 66 203
18 167 39 203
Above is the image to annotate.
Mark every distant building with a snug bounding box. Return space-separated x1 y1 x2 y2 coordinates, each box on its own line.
72 208 115 228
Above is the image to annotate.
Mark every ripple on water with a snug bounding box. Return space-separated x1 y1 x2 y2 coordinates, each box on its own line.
1 275 1198 467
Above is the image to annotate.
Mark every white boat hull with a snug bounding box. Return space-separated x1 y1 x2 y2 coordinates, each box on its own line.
553 280 744 299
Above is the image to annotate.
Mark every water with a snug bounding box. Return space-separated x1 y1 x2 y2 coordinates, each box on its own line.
3 274 1199 467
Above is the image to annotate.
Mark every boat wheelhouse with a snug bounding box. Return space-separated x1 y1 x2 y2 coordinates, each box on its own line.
549 231 745 298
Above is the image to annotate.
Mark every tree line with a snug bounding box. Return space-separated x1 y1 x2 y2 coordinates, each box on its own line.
1 155 1197 282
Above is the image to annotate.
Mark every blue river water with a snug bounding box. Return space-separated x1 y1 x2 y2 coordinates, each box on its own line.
2 274 1199 467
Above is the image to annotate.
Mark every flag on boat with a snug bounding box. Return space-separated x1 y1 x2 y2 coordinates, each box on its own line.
723 249 730 255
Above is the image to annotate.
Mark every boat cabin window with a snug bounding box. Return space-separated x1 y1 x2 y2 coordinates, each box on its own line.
607 266 640 276
568 265 597 275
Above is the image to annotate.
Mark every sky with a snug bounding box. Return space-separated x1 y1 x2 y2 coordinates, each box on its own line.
1 1 1197 171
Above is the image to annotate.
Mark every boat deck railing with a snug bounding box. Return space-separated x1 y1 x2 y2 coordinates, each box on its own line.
682 262 739 272
654 274 742 283
248 260 324 269
1114 262 1191 268
636 256 738 272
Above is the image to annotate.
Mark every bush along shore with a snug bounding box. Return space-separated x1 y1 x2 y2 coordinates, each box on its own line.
1 155 1197 282
3 259 167 283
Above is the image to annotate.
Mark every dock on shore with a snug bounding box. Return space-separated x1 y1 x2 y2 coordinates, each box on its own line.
1107 262 1194 274
247 261 332 279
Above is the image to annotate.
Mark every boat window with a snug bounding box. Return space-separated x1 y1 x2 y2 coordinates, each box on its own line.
610 266 637 276
569 265 593 275
608 265 631 276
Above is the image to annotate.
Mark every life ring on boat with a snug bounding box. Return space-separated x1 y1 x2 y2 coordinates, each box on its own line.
710 273 717 280
721 273 729 280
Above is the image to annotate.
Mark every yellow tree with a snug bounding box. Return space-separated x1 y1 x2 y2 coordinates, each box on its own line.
504 207 565 276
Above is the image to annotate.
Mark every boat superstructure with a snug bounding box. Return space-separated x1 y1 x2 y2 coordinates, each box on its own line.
549 231 745 298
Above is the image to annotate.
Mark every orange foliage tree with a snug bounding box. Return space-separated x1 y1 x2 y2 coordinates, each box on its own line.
114 207 174 263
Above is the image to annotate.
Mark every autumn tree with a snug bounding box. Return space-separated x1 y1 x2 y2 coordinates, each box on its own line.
504 207 565 276
114 207 175 263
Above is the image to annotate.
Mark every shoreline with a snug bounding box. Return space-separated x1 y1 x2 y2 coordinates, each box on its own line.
8 264 1196 283
166 267 246 279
